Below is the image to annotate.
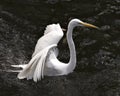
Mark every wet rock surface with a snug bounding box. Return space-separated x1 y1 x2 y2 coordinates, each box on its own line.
0 0 119 96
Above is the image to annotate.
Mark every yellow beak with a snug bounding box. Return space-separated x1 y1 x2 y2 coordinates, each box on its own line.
81 22 99 29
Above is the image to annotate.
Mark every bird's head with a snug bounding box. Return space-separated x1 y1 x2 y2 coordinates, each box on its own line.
69 19 99 29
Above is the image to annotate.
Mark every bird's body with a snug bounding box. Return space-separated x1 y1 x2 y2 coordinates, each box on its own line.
11 19 98 82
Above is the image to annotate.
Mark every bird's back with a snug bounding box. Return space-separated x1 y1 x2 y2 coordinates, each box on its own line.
32 24 63 57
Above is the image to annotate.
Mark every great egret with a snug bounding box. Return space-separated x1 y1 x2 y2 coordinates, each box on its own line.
11 19 98 82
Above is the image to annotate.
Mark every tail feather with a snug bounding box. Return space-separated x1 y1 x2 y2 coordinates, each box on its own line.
41 55 46 79
11 44 57 82
11 64 27 69
18 58 38 79
18 51 44 80
33 47 48 81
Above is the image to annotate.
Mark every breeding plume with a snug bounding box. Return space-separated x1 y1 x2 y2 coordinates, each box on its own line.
11 19 98 82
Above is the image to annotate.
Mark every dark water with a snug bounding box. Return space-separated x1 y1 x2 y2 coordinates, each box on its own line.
0 0 120 96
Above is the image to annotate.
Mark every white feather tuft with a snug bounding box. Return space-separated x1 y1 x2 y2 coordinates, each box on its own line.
44 24 62 35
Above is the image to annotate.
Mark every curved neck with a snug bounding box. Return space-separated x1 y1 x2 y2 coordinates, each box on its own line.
67 24 76 71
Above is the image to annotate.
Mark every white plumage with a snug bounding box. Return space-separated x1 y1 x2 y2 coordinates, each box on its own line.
11 19 98 82
32 24 63 57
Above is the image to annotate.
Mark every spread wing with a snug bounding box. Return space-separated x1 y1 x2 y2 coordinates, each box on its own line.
11 44 57 82
11 23 64 82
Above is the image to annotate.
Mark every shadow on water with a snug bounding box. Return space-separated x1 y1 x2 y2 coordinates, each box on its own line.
0 0 120 96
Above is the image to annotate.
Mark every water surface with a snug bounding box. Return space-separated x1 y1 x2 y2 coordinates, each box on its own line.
0 0 119 96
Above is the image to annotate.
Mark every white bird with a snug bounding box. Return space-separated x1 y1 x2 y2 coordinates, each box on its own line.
11 19 98 82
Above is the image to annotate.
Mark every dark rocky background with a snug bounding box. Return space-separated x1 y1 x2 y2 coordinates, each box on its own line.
0 0 120 96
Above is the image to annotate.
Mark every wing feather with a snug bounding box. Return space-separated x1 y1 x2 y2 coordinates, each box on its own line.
11 23 63 82
11 44 57 82
32 23 63 57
